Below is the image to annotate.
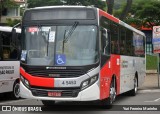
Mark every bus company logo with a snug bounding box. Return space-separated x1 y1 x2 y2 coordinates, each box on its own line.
121 60 128 68
46 67 66 70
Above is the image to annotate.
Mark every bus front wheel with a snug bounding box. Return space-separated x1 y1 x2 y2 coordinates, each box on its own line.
11 81 20 99
101 79 116 108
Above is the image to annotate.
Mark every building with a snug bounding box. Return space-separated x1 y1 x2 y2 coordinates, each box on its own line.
131 24 153 55
141 27 153 55
0 0 25 25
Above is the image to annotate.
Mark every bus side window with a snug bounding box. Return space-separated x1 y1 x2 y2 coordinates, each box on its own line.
101 28 110 55
120 26 126 55
111 23 119 54
0 34 2 60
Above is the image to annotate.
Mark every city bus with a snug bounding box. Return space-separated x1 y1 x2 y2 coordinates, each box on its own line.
20 6 145 106
0 26 21 99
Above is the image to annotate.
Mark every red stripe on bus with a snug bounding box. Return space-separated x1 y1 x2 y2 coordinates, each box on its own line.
99 9 119 24
20 67 54 88
100 55 120 100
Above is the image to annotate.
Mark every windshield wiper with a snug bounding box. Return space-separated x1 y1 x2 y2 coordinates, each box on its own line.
62 21 79 53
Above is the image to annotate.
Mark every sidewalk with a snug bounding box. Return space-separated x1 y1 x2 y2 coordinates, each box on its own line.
139 73 160 90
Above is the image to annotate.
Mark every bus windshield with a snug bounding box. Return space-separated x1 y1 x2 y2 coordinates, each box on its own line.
24 25 98 66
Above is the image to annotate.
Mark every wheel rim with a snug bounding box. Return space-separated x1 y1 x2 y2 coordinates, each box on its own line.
134 78 138 93
110 82 116 104
14 83 20 98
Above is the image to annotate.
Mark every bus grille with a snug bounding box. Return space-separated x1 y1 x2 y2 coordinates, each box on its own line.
27 69 85 78
31 88 80 97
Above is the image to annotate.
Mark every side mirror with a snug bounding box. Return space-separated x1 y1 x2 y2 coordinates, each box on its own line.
12 28 16 45
101 28 110 55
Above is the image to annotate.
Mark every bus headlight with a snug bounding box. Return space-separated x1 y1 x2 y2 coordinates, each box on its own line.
81 75 98 90
20 75 30 89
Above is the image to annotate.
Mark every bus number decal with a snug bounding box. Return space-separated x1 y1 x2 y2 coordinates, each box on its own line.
62 80 76 85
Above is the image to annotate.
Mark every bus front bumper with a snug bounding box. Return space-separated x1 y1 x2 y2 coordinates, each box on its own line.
20 81 100 101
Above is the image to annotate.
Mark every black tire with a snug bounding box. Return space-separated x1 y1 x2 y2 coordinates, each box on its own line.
11 82 20 99
129 77 138 96
41 100 56 106
101 79 116 108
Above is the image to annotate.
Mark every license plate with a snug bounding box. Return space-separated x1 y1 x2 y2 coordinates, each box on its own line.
48 91 61 97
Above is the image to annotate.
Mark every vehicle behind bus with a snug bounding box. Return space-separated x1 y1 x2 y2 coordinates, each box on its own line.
0 26 21 99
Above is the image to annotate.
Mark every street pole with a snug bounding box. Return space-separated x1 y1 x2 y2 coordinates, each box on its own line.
25 0 28 10
158 54 160 88
153 26 160 88
0 0 3 23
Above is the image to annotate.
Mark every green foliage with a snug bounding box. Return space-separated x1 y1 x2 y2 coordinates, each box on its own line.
146 55 157 70
6 18 21 27
1 0 18 8
27 0 106 11
113 0 133 20
124 0 160 28
27 0 62 8
114 0 126 10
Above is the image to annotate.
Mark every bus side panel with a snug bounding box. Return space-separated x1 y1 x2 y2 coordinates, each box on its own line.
134 57 146 87
99 9 119 24
0 61 19 93
100 57 111 100
111 55 120 95
120 56 135 93
120 56 145 93
100 54 120 100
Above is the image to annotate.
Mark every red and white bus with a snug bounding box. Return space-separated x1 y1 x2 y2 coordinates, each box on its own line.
20 6 145 106
0 26 21 99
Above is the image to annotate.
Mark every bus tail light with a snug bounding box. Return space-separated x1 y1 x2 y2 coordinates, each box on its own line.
81 75 98 90
20 75 30 89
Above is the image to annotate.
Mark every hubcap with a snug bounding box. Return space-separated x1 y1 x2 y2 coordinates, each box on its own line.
110 83 116 103
14 83 20 98
134 78 137 93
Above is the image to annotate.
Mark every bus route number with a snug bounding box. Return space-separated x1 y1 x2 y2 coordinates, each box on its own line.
62 80 76 86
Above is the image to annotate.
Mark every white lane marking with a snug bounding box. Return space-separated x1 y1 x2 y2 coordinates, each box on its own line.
138 89 160 102
138 89 160 93
154 98 160 102
0 99 31 105
145 98 160 102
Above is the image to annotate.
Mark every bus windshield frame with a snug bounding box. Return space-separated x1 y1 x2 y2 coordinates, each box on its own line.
22 24 99 66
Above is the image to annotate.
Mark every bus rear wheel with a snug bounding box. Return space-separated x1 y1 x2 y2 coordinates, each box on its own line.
129 77 138 96
41 100 55 106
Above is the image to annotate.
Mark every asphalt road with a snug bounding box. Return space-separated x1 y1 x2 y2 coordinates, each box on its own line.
0 89 160 114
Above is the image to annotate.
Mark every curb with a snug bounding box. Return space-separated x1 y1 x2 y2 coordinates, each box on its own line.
146 70 157 74
138 89 160 93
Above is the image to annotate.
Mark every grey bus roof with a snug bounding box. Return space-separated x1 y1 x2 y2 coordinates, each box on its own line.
120 21 145 37
27 5 92 10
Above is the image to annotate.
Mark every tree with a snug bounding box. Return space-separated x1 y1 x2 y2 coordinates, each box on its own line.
105 0 132 20
0 0 18 23
119 0 132 20
125 0 160 29
27 0 62 8
0 0 2 22
106 0 114 14
6 18 21 27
